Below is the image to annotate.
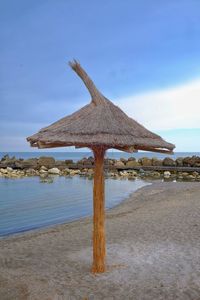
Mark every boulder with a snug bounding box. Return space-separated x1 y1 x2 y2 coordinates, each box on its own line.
55 160 68 170
86 168 94 175
196 176 200 181
192 171 199 177
62 168 71 175
104 159 115 166
87 156 94 164
138 157 152 166
176 157 183 167
114 161 125 168
78 157 87 164
126 160 140 168
120 158 127 164
164 171 171 178
40 166 48 171
26 169 38 176
127 170 138 177
193 156 200 167
151 171 161 178
182 157 193 167
39 169 48 174
48 168 60 175
1 154 10 161
187 175 196 181
162 158 176 167
127 157 136 161
152 157 162 166
69 169 81 175
0 168 7 174
119 171 129 177
38 157 55 169
181 172 189 177
104 158 112 166
7 167 13 172
65 159 73 165
182 156 200 167
0 155 17 168
15 158 38 169
77 157 93 167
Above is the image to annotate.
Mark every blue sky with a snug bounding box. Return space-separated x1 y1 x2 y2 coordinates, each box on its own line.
0 0 200 152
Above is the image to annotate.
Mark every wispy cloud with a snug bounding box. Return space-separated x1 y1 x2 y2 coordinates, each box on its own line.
117 79 200 131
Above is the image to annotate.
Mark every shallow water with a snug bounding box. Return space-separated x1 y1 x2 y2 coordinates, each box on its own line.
0 176 149 237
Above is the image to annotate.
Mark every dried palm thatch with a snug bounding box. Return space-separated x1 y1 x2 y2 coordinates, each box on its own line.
27 60 174 154
27 60 175 274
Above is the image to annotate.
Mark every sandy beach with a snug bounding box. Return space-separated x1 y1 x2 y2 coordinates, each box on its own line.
0 182 200 300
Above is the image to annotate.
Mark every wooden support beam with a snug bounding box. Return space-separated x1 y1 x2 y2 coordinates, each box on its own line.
91 147 106 273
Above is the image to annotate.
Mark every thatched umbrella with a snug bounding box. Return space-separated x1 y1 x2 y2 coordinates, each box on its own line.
27 60 175 273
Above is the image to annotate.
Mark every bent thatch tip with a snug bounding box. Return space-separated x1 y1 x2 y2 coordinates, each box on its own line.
68 59 106 105
68 59 80 70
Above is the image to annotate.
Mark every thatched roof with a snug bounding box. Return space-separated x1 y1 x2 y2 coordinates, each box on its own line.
27 60 175 153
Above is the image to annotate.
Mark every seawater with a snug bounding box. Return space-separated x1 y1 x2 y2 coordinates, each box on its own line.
0 176 149 237
0 151 199 162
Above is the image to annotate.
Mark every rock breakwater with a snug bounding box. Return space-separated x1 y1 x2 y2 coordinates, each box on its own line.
0 154 200 181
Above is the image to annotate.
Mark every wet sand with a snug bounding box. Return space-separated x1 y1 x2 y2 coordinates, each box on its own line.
0 182 200 300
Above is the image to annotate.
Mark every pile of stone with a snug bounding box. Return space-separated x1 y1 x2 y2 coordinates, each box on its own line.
0 154 200 181
1 154 200 169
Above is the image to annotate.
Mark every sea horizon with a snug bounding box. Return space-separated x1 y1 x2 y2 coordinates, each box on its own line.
0 151 200 162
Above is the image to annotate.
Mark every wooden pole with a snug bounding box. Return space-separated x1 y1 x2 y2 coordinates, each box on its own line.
91 147 106 273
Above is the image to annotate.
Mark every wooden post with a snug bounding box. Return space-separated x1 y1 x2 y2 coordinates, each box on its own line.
91 147 106 273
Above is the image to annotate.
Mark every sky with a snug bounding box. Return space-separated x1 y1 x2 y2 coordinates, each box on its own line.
0 0 200 152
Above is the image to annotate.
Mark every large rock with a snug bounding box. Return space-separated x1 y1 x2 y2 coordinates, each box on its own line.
38 157 55 169
162 158 176 167
127 157 136 161
77 157 93 166
65 159 73 165
120 158 127 164
138 157 152 166
114 160 125 168
0 155 17 168
104 158 114 166
127 170 138 177
105 159 115 166
69 169 81 175
87 156 94 164
0 168 8 174
176 157 183 167
1 154 10 162
48 168 60 175
55 160 68 170
62 168 71 175
26 168 38 176
126 160 140 168
7 167 13 172
152 157 162 166
164 171 171 178
15 158 38 169
183 156 200 167
182 157 193 167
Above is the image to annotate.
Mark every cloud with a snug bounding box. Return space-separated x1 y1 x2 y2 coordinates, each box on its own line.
117 79 200 131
